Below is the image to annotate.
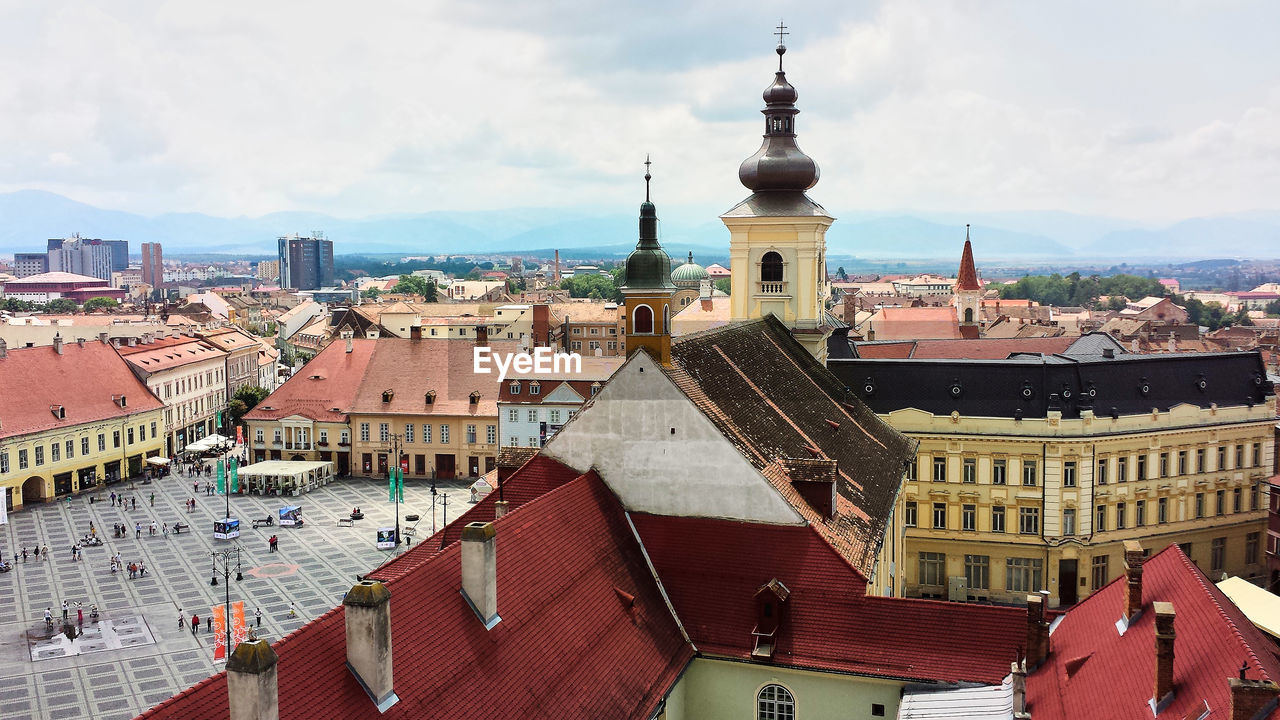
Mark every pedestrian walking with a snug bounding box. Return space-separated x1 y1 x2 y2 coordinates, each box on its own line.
135 523 141 539
178 609 185 630
41 545 49 561
193 481 198 494
21 547 27 562
139 562 148 577
206 615 212 632
62 601 68 620
162 522 168 536
77 603 83 625
288 602 296 618
132 497 137 510
191 613 198 635
110 491 117 506
255 607 262 627
150 521 157 536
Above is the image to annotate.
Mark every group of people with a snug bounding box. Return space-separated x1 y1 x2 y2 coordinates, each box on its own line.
184 498 198 512
14 546 50 563
107 552 147 578
108 492 140 509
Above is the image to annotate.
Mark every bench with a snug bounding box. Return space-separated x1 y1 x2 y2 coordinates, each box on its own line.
172 523 188 534
336 518 354 528
251 517 273 529
404 514 420 522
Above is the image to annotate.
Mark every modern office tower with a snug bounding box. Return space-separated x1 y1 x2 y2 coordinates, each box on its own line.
277 234 335 290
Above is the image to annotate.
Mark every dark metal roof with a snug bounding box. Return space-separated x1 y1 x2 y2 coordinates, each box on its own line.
830 351 1275 420
721 190 831 218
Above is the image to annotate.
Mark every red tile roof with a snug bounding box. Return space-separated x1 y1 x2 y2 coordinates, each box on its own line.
0 341 164 440
1027 545 1280 720
116 335 228 373
349 338 520 417
956 238 980 291
869 307 962 340
138 473 692 720
630 513 1025 684
244 338 377 423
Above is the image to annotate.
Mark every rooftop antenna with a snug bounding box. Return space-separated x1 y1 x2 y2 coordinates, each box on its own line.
775 20 789 71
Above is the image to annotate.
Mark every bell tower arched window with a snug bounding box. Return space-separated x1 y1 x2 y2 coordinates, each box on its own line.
633 304 654 334
757 684 795 720
964 307 974 323
761 251 784 282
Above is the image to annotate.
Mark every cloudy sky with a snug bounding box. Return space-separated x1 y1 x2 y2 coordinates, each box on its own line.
1 0 1278 223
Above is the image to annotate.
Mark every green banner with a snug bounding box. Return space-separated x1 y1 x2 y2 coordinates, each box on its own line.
230 458 239 493
216 459 226 494
397 468 404 503
388 468 395 503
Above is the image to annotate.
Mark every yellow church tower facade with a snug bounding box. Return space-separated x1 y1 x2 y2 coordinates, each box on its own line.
723 32 834 361
619 160 676 366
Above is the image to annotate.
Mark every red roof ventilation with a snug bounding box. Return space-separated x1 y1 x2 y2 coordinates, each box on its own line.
751 578 791 661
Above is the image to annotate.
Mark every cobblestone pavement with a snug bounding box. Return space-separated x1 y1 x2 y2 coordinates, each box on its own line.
0 470 476 720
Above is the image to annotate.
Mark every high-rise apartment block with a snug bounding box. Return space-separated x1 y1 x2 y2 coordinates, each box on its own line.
12 253 48 278
47 236 121 280
277 234 334 290
255 259 280 282
140 242 164 286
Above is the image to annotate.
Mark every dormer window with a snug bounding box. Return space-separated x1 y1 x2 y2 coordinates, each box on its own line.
51 405 65 420
382 389 394 403
509 381 521 395
425 390 437 405
112 394 127 408
529 382 541 395
751 578 790 661
590 382 601 396
469 391 480 405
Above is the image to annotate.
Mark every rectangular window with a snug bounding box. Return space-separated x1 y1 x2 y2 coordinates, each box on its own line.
1159 452 1169 478
1231 487 1242 514
1095 504 1107 532
34 446 44 466
549 410 562 424
527 409 538 423
65 440 73 459
509 436 518 447
1006 557 1043 593
341 430 349 445
113 431 120 449
1252 443 1261 467
530 383 541 395
905 458 917 482
319 430 328 445
255 429 264 443
1236 444 1245 468
528 436 538 447
1096 458 1108 485
405 424 414 443
1216 489 1225 516
507 409 519 423
1195 492 1205 519
1177 451 1187 476
423 424 432 444
964 554 990 591
466 425 477 444
1197 448 1205 473
962 504 976 531
379 423 389 443
1022 460 1037 487
1115 501 1126 530
1135 500 1146 527
1251 483 1260 511
1179 542 1192 560
1117 456 1128 483
1091 555 1109 590
1063 461 1077 488
127 428 135 445
919 552 946 587
440 425 449 444
1211 537 1226 573
98 434 106 452
1246 532 1259 564
992 459 1007 485
962 458 976 484
487 425 496 444
904 502 917 527
1063 508 1076 536
19 449 29 469
1158 497 1168 524
360 423 370 442
51 443 60 462
81 437 89 455
933 456 946 482
932 502 947 529
1019 507 1040 535
991 506 1005 533
274 429 282 444
1218 445 1227 470
1137 455 1147 481
138 425 145 441
0 452 7 474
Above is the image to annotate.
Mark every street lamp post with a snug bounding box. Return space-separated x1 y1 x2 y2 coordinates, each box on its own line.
383 433 404 547
209 547 243 655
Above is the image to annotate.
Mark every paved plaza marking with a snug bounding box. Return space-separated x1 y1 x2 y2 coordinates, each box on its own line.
0 471 477 720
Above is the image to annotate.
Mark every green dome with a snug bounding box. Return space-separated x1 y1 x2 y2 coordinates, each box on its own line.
671 252 709 288
619 185 676 292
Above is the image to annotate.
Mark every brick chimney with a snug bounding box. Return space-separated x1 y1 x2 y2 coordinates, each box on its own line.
226 638 279 720
343 580 397 711
1026 594 1051 669
474 324 489 347
1153 601 1176 708
461 522 500 629
1230 674 1280 720
53 334 63 354
1123 540 1144 622
531 304 550 346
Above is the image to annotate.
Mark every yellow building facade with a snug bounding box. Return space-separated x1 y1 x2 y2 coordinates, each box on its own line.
348 412 498 481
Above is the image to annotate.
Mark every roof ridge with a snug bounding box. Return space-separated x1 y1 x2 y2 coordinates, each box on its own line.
1169 544 1278 682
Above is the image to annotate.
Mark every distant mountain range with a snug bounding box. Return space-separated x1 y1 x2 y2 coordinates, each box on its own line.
1 190 1277 261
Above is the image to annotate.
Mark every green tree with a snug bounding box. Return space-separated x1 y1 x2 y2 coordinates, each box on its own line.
560 273 623 303
3 298 34 312
715 278 732 296
465 268 482 281
361 287 381 300
46 298 78 313
82 297 119 312
391 274 438 301
1264 300 1280 316
836 266 848 281
230 385 270 426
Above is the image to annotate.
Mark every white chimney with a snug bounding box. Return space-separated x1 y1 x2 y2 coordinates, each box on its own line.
342 329 354 353
343 580 398 712
1168 334 1176 352
226 638 279 720
1011 660 1029 719
461 521 500 629
53 334 63 354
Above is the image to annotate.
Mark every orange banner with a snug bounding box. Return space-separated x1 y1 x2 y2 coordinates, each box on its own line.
232 601 247 647
212 605 227 661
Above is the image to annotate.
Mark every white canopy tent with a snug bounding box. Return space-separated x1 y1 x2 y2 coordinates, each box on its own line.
235 460 335 496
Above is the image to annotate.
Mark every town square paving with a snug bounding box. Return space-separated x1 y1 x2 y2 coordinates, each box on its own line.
0 469 476 720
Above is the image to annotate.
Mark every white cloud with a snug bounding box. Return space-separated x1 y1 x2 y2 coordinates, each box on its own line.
0 0 1278 223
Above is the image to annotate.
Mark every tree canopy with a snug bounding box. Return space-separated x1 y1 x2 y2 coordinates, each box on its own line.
999 273 1166 308
560 272 623 302
229 385 271 426
46 298 78 313
391 274 438 301
82 296 119 312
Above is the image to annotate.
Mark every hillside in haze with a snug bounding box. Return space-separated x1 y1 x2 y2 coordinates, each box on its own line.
1 190 1278 260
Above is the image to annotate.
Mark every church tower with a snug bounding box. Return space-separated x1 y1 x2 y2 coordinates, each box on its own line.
620 158 677 365
723 27 834 361
955 224 982 338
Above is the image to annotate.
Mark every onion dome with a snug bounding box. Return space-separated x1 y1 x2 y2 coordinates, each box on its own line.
738 40 820 193
670 252 709 288
620 158 676 292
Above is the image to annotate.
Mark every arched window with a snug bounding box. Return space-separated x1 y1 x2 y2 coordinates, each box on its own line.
663 305 670 334
964 307 974 323
761 252 784 282
633 304 653 334
758 684 795 720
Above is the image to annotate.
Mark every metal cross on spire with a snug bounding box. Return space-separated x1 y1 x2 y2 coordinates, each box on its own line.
644 154 652 202
775 21 789 70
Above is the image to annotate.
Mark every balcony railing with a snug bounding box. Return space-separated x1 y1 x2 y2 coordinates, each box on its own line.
756 281 788 296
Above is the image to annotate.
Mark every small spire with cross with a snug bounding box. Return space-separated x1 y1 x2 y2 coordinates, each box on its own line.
644 155 652 202
775 20 789 70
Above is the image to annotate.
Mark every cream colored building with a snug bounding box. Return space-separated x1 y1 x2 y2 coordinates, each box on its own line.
0 338 166 508
116 333 229 455
832 350 1277 607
